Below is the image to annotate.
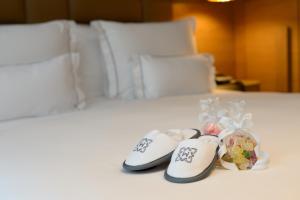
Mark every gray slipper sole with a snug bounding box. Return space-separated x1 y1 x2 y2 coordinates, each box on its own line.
164 149 218 184
123 129 201 172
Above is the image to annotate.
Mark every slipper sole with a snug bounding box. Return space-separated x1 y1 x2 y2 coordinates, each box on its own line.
164 150 218 184
123 130 201 172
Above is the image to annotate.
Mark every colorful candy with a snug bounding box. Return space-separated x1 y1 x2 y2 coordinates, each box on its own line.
222 131 257 170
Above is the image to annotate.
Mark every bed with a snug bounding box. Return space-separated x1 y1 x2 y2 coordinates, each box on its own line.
1 92 300 200
1 1 299 199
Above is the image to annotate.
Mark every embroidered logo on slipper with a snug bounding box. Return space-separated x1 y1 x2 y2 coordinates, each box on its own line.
133 138 153 153
175 147 198 163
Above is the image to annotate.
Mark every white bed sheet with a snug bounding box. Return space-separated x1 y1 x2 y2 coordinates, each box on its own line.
1 92 300 200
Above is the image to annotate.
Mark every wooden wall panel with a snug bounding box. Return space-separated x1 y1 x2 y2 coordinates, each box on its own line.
233 1 247 79
69 0 143 22
143 0 172 22
246 26 288 92
234 0 299 92
0 0 173 23
172 0 236 76
0 0 25 23
25 0 69 23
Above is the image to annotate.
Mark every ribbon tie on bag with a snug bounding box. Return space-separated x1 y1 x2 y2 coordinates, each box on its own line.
218 113 255 140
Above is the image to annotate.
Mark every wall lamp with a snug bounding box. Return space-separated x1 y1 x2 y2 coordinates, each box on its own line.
207 0 234 2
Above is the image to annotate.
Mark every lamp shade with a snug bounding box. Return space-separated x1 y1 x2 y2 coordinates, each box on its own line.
207 0 234 2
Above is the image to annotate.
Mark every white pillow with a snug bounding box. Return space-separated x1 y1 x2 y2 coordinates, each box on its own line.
0 20 86 107
91 18 197 99
132 54 216 99
0 21 74 65
0 54 84 121
70 24 107 101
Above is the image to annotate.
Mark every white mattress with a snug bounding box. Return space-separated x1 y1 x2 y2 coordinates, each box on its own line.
1 92 300 200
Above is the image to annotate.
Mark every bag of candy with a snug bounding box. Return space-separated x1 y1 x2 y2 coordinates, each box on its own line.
218 101 269 170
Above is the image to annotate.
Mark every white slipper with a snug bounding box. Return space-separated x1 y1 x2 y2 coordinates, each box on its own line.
165 135 219 183
123 129 201 171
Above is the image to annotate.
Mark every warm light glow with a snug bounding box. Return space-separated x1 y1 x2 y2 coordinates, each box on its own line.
207 0 234 2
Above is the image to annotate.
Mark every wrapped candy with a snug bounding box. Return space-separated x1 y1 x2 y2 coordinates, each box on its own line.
199 98 227 136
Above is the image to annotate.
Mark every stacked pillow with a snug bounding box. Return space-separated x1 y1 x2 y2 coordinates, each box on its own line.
0 21 85 121
0 18 216 121
0 21 72 64
91 18 215 100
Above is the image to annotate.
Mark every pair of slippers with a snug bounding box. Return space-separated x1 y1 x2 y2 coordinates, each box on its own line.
123 129 219 183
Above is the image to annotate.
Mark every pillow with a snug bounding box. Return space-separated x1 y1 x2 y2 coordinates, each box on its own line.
132 54 216 99
91 18 197 99
0 20 86 107
70 24 107 101
0 21 74 65
0 54 84 121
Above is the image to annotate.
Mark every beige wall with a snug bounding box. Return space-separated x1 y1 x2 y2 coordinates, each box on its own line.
172 0 236 76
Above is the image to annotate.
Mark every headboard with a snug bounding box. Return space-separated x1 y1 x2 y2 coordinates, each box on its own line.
0 0 172 24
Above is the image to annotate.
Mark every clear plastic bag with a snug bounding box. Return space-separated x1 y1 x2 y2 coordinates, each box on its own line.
199 98 269 170
199 98 227 136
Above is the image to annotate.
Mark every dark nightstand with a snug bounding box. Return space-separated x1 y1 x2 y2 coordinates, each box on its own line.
217 80 260 92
